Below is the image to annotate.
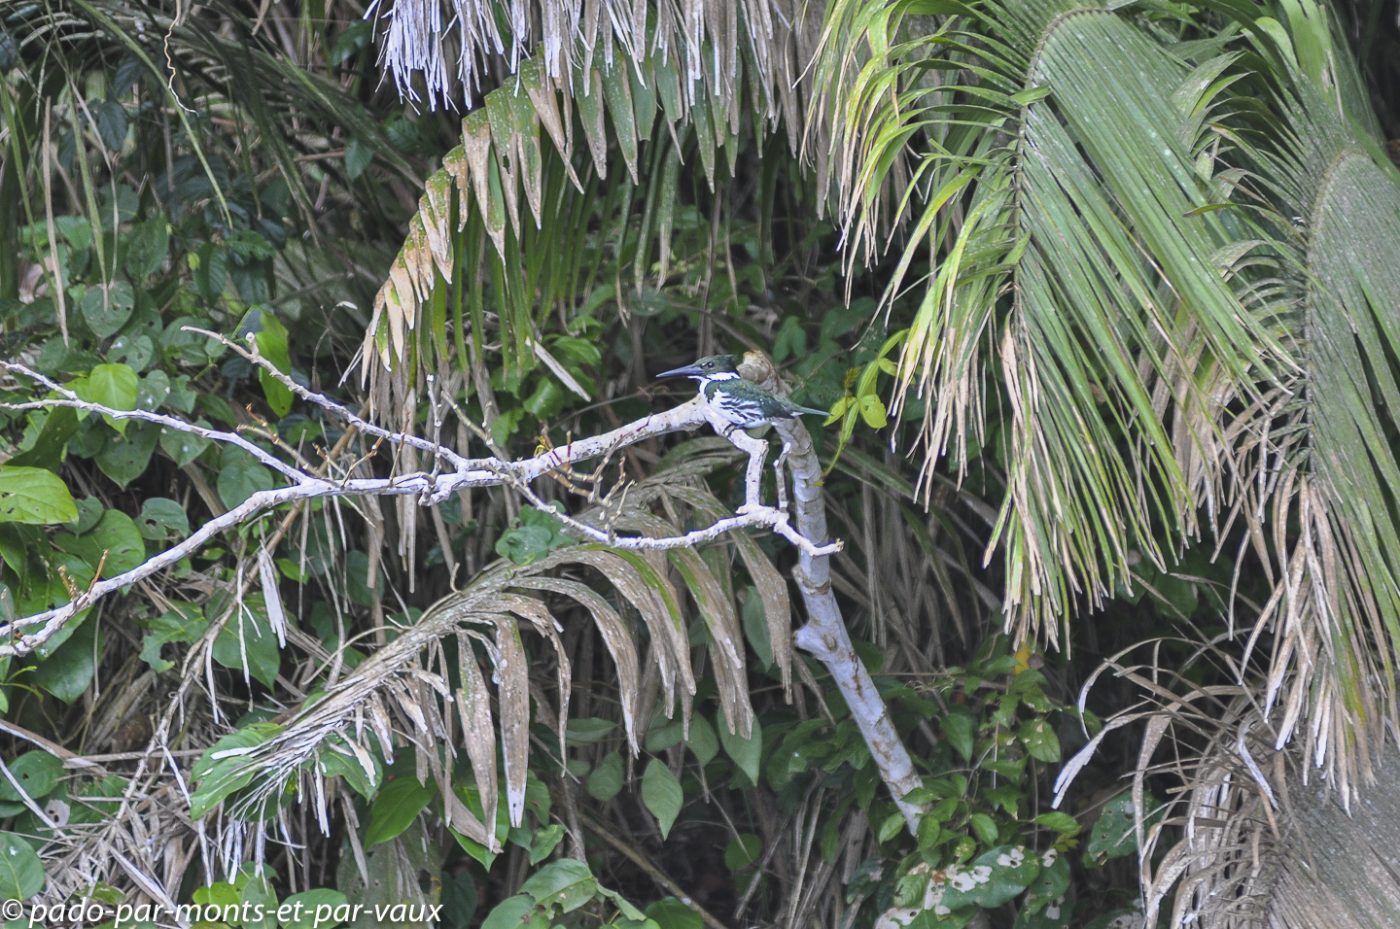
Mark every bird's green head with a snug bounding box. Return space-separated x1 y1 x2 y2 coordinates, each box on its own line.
655 354 742 382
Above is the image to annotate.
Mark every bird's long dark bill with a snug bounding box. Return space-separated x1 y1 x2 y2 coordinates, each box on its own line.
655 364 704 379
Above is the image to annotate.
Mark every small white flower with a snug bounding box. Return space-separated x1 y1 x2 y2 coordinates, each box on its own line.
1046 903 1061 920
1042 848 1059 867
972 865 992 883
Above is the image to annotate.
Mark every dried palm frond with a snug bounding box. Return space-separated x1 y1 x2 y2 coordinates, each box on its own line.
357 1 824 409
1066 642 1400 929
173 451 792 873
1149 729 1400 929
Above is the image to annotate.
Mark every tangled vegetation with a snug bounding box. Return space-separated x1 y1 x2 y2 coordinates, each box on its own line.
1 1 1399 928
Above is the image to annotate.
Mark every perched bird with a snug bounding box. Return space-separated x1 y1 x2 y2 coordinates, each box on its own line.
656 353 828 430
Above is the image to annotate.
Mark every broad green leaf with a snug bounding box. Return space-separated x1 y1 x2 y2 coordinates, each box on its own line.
138 370 170 407
137 498 189 540
1087 791 1161 864
643 898 701 929
586 752 623 802
495 505 569 565
641 760 683 839
0 751 62 802
969 812 1000 845
1019 720 1061 763
519 858 596 912
442 870 479 929
565 717 616 745
1033 812 1080 837
0 832 44 899
723 833 761 872
718 715 762 785
94 420 158 487
526 823 564 865
7 408 79 469
345 139 373 180
253 310 294 416
280 889 349 929
643 717 683 753
75 363 139 433
942 711 976 763
79 281 135 339
686 716 719 767
858 392 888 429
315 738 381 799
364 777 434 846
877 812 905 844
125 218 170 279
189 724 283 818
84 509 146 576
241 871 278 929
111 333 156 371
1024 850 1064 906
479 895 536 929
160 424 211 467
32 611 100 703
140 605 208 673
54 509 146 579
0 467 77 525
211 594 281 687
217 446 277 508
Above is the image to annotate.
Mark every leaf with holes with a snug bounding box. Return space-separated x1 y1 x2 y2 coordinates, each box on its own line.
0 467 77 525
520 858 597 913
0 751 62 802
940 846 1041 910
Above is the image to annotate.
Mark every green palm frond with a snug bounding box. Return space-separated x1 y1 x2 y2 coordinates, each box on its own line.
815 0 1290 641
1206 0 1400 795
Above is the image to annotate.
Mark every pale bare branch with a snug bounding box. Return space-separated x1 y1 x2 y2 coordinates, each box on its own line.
0 363 839 658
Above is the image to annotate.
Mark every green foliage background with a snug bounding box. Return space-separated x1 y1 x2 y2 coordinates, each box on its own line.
1 1 1398 928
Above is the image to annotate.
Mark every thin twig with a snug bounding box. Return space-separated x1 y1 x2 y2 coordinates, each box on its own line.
579 812 733 929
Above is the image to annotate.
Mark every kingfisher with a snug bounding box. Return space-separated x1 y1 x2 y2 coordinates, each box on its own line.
656 353 828 430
